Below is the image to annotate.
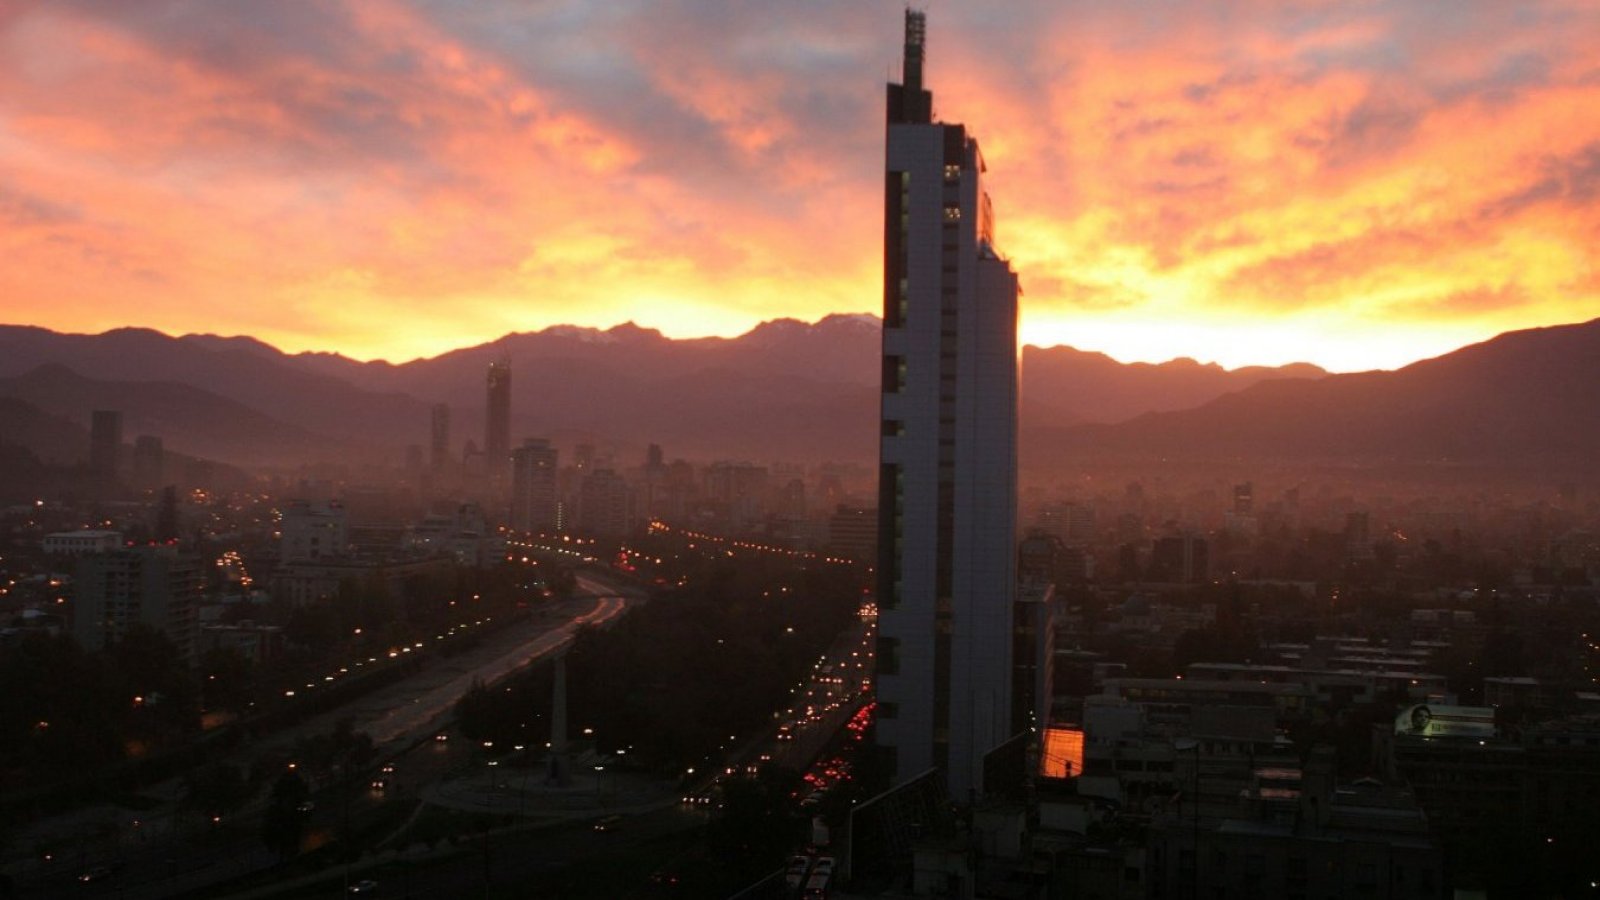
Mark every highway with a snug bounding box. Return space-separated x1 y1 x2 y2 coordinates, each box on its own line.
12 571 639 900
357 590 630 746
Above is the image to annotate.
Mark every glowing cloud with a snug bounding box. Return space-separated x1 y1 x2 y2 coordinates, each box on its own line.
0 1 1595 370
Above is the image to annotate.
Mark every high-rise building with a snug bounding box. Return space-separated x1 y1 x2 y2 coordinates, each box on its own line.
829 505 877 562
430 403 451 472
485 360 511 472
130 434 165 489
577 468 633 538
155 485 181 543
1151 532 1209 583
875 10 1021 801
279 499 348 562
74 545 202 664
1233 481 1254 515
511 438 560 533
90 409 122 485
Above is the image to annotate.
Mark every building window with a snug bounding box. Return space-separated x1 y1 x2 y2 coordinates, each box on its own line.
882 355 906 393
944 164 960 181
943 205 962 221
882 419 904 437
878 636 900 674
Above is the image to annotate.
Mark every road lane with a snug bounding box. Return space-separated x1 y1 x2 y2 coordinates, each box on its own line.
360 594 629 745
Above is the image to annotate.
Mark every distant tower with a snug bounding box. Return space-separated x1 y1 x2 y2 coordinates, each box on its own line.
573 442 595 474
577 469 632 537
1233 482 1254 516
876 9 1020 801
155 485 180 543
430 403 451 472
90 410 122 486
131 435 165 489
510 438 560 533
485 360 511 472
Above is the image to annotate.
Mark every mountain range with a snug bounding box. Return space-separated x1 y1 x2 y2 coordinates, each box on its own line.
1 315 1595 476
1029 318 1600 470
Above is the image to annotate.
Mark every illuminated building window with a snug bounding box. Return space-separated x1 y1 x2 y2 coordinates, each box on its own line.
943 205 962 220
1041 727 1085 779
943 164 961 181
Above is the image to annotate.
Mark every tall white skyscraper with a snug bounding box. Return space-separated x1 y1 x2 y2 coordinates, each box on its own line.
876 10 1021 800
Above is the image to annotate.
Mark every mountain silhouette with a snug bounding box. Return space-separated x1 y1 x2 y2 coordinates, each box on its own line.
1030 317 1600 470
0 364 333 467
36 314 1600 475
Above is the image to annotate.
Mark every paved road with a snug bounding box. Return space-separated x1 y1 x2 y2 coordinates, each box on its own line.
10 571 640 900
358 593 629 746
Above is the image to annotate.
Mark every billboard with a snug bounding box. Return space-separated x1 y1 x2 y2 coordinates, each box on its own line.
1393 703 1495 738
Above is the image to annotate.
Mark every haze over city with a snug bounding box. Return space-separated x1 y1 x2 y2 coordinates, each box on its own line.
3 5 1600 900
3 1 1598 370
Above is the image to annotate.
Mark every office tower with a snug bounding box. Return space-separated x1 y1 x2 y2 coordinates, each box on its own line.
1233 481 1254 515
511 438 560 533
279 499 348 562
573 442 595 474
829 505 877 563
704 461 769 529
74 545 202 664
485 359 511 471
875 10 1021 800
90 409 122 484
577 468 632 537
430 403 451 472
131 435 165 488
1151 532 1209 583
155 485 180 543
1345 510 1374 560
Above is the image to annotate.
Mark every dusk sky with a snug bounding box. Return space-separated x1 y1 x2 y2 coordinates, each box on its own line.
1 1 1596 371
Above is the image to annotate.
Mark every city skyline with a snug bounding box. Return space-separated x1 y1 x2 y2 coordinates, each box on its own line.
3 2 1598 372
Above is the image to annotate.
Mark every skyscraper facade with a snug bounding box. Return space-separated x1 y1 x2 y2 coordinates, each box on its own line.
485 360 511 472
876 10 1021 800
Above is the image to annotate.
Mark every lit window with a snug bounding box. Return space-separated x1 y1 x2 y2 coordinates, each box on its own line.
943 164 960 181
943 206 962 221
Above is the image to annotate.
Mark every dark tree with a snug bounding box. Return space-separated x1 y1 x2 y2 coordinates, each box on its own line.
260 770 310 860
182 763 253 821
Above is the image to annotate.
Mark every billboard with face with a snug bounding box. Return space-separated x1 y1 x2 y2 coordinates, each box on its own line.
1394 704 1495 738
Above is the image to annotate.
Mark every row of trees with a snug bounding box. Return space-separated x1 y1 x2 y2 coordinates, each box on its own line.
0 625 197 776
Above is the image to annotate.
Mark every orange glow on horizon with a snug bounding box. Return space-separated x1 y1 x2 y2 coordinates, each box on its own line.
1 4 1596 372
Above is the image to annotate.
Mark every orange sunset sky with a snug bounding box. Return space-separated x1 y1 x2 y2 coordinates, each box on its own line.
1 1 1596 372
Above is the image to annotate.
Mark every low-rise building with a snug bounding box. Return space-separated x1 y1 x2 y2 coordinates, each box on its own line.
42 529 123 556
